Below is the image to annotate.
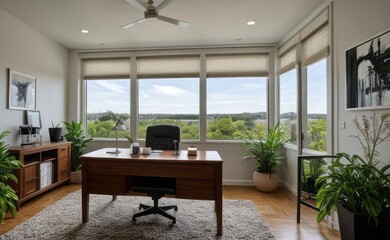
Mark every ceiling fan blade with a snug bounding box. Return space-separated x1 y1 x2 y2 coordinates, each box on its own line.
125 0 147 12
157 15 189 28
121 18 146 29
156 0 174 11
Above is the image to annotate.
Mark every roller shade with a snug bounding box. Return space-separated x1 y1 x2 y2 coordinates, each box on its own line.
302 24 329 66
300 8 328 41
278 48 297 74
278 34 299 56
137 55 199 78
206 53 269 77
83 58 130 79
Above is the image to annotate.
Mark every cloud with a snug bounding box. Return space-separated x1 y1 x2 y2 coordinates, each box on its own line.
96 81 128 95
151 85 189 96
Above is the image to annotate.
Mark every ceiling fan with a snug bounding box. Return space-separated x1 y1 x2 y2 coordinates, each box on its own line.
122 0 189 28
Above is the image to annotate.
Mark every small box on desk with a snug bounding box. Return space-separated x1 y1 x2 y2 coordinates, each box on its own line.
187 147 197 156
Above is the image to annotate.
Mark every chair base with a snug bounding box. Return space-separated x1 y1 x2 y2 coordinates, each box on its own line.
132 197 178 224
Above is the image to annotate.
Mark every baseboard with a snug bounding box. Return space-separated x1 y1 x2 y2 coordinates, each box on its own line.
279 180 297 195
223 180 254 186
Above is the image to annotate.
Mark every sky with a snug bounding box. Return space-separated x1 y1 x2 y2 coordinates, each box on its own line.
86 60 327 115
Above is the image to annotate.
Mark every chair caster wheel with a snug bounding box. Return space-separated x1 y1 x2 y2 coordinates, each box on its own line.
132 217 136 222
172 219 176 224
174 206 178 211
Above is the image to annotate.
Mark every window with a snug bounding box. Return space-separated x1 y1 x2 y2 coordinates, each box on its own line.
305 59 327 152
279 69 297 144
207 77 267 140
206 53 269 140
85 79 130 138
83 58 131 139
138 78 199 140
137 55 200 140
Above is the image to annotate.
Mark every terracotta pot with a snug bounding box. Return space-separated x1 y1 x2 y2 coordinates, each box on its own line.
70 171 82 184
252 171 279 192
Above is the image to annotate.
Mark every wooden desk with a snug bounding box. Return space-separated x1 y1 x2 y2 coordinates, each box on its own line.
81 148 223 236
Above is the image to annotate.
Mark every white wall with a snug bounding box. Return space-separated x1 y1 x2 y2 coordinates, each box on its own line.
0 8 68 145
334 0 390 165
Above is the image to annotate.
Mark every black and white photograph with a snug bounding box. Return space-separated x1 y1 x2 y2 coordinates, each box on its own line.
346 29 390 109
8 69 36 110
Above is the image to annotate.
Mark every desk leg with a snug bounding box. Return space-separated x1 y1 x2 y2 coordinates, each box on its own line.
82 189 89 223
215 164 223 236
82 158 89 223
113 195 117 201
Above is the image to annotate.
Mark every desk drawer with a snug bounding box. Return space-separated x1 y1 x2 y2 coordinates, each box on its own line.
176 179 214 200
88 175 128 195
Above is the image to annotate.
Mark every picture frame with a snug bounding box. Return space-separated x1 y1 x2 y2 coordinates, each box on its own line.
346 29 390 110
8 69 36 110
26 110 42 129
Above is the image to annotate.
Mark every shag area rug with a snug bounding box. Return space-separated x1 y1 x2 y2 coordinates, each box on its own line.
1 190 275 240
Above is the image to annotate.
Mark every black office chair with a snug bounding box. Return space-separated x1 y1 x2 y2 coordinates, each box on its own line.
132 124 181 224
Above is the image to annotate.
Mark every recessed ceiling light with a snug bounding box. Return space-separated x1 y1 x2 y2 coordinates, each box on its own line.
80 29 89 33
246 20 256 26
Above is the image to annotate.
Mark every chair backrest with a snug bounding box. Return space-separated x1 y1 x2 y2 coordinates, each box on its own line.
145 124 181 150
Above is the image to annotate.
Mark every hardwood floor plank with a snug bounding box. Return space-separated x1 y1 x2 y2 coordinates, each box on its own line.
0 184 340 239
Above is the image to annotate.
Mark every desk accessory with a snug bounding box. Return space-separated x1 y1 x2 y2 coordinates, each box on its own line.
19 125 42 145
106 117 127 154
187 147 197 156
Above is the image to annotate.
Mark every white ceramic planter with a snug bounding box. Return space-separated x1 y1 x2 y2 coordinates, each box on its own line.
252 171 279 192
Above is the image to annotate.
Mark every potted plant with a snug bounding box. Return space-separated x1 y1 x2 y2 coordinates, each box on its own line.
243 123 287 192
49 121 62 142
63 121 92 183
0 131 23 223
316 112 390 239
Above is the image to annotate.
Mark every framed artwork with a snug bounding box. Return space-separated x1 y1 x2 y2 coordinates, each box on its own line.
26 110 42 128
346 29 390 110
8 69 36 110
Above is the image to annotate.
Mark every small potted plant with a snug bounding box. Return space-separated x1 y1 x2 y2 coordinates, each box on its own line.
243 123 287 192
0 131 23 223
63 121 92 183
316 112 390 239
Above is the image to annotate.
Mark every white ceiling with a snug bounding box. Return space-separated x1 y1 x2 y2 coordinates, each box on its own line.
0 0 326 50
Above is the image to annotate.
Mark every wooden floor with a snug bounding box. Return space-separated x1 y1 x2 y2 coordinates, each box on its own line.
0 184 340 239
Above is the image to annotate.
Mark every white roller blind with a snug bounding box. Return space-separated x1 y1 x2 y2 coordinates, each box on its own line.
300 8 329 41
278 48 297 74
206 53 269 77
137 55 199 78
302 24 329 66
83 58 130 79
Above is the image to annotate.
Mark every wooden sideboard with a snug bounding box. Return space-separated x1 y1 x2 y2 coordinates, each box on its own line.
9 142 71 209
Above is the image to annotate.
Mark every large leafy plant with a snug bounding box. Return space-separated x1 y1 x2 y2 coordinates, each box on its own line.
316 112 390 225
64 121 92 172
0 131 23 223
243 123 287 175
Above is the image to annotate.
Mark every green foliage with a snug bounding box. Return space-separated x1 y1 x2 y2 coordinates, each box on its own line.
0 131 23 223
316 153 390 225
243 123 287 174
301 158 327 194
316 112 390 226
64 121 92 172
307 119 327 152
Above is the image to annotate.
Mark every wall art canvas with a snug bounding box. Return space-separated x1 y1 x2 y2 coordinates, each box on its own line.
346 29 390 109
8 69 36 110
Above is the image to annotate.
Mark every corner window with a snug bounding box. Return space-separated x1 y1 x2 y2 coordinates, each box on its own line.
279 69 297 144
